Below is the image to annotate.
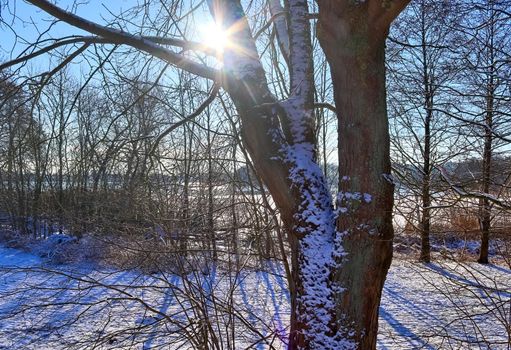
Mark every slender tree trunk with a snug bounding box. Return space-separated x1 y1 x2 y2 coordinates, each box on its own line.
58 87 65 235
420 101 432 263
32 156 43 239
206 104 217 260
419 5 432 263
230 140 239 268
7 118 16 230
478 4 495 264
420 166 431 263
478 74 494 265
181 124 190 256
17 140 27 235
180 83 191 256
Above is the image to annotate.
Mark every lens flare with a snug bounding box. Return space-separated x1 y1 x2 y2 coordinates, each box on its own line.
201 22 229 53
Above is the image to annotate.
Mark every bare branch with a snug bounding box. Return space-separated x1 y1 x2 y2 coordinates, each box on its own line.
150 83 220 156
24 0 219 80
268 0 290 60
437 166 511 210
314 102 336 113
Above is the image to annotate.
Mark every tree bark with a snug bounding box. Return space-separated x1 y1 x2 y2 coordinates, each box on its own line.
317 1 407 347
419 98 432 264
419 3 432 263
478 4 495 265
478 73 494 265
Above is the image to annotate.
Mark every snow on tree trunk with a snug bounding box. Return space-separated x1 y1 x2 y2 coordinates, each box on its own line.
210 0 354 348
317 1 409 348
209 0 410 348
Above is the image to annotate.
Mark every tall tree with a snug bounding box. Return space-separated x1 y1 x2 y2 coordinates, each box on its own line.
457 0 511 264
316 1 409 347
387 0 462 263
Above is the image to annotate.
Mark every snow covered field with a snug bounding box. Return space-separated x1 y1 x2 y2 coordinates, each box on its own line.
0 245 509 349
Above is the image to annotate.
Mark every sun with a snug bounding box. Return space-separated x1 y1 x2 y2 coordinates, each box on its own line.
200 22 230 53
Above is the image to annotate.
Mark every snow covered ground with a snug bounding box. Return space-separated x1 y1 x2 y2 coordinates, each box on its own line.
0 245 509 349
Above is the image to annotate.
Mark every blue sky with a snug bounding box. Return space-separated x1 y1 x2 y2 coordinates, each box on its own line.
1 1 131 77
0 0 211 60
0 0 217 78
1 1 128 57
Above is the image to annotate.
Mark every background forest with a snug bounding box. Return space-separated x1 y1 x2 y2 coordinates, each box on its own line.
1 0 510 264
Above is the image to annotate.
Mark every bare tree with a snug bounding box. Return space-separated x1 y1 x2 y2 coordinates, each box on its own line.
388 0 464 262
461 0 511 264
444 0 511 263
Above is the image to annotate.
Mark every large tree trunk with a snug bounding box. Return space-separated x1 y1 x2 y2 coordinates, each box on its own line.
212 2 344 348
317 1 407 347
